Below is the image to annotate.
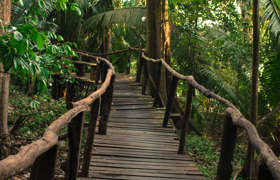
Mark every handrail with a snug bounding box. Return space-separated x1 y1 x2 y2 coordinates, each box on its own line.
0 55 115 179
75 47 142 57
1 46 279 179
140 52 280 179
141 52 235 108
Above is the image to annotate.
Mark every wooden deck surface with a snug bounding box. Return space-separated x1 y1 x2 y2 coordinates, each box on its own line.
78 74 206 180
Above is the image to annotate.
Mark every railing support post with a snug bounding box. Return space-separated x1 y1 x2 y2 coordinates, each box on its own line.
163 76 178 127
216 113 237 180
65 112 84 180
178 85 194 154
81 98 100 177
30 145 58 180
136 50 143 83
153 61 162 107
99 63 108 114
100 62 108 83
126 50 131 74
142 58 148 95
98 75 115 135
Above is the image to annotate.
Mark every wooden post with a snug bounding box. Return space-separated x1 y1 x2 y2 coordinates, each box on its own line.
30 145 58 180
65 112 85 180
90 65 97 81
126 50 131 74
101 62 108 83
153 61 162 107
95 62 101 84
178 85 194 154
163 76 178 127
136 50 143 83
216 113 237 180
81 98 100 177
142 59 148 95
98 75 115 135
75 56 85 77
99 63 108 115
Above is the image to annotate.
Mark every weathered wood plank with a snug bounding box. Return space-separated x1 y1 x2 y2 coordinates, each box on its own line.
78 75 206 180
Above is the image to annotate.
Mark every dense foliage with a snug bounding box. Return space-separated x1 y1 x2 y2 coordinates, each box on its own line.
0 0 279 179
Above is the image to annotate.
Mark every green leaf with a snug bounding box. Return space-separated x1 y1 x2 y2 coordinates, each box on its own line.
32 31 44 49
18 40 27 56
57 35 64 42
13 31 23 41
30 100 40 110
18 0 24 6
71 3 81 16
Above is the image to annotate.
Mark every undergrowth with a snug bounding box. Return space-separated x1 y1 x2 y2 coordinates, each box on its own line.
185 133 245 180
9 85 68 139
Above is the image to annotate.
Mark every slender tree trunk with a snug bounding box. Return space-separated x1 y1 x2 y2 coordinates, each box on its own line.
162 0 171 65
103 29 111 60
0 0 11 159
245 0 260 179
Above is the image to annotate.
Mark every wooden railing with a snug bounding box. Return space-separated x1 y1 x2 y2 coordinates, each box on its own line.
0 54 115 179
137 51 280 180
1 47 279 180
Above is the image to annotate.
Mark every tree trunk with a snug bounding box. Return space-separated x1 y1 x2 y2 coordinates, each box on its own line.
102 29 111 60
0 0 11 159
0 0 11 33
146 0 162 95
160 0 171 103
244 0 260 179
162 0 171 65
0 73 10 159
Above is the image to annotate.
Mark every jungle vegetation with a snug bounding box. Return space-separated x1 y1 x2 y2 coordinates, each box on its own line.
0 0 280 179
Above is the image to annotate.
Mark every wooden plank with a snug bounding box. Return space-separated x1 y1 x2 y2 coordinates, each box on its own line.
91 155 194 165
89 167 203 176
78 74 206 180
89 169 205 180
90 160 197 168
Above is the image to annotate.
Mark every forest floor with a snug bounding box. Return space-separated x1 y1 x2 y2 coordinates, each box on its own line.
8 86 68 180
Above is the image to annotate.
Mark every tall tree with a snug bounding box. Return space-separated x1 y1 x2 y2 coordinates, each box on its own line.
160 0 171 103
246 0 260 178
146 0 160 60
0 0 11 159
146 0 162 104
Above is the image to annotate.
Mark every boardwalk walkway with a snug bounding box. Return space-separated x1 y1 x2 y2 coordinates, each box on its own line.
79 74 206 180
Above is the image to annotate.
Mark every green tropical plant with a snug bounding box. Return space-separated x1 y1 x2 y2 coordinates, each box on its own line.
262 0 280 47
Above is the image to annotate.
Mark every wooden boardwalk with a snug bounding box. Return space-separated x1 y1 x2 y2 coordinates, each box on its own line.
79 75 206 180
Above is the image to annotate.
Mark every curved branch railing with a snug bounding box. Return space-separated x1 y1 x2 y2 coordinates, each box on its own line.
140 51 280 179
0 47 279 180
0 54 115 179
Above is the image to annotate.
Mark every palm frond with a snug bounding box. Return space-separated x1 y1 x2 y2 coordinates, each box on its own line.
262 0 280 46
260 53 280 106
199 65 239 107
82 7 146 35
